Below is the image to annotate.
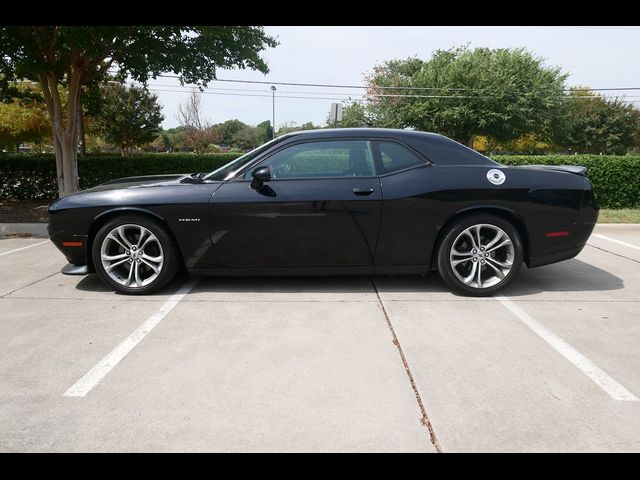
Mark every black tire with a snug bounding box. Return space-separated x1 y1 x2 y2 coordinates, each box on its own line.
92 214 181 295
436 214 523 297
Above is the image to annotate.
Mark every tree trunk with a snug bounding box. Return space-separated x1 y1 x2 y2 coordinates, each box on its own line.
78 99 86 157
15 144 20 153
39 71 81 197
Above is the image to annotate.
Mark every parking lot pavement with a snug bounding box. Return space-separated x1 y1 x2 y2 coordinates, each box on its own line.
588 224 640 263
0 238 59 297
0 225 639 452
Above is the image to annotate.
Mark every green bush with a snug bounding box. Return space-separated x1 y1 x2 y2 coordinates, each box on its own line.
1 152 639 209
0 153 241 201
492 155 640 209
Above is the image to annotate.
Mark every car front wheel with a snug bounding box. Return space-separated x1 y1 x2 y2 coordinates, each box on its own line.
437 214 523 296
92 215 180 295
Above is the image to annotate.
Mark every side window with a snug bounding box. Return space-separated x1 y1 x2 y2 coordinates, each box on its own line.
378 141 425 174
246 140 375 179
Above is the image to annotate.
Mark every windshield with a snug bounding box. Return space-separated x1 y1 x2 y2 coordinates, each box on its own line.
203 136 288 181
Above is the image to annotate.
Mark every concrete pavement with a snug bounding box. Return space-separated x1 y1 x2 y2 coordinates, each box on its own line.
0 224 639 452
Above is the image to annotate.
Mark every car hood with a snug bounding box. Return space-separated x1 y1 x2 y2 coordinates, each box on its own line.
81 174 190 193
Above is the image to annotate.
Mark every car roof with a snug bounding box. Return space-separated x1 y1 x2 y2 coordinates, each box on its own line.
277 128 496 166
281 128 447 141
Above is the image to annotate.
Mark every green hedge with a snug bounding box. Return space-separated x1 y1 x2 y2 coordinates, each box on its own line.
1 153 639 209
492 155 640 209
0 153 241 201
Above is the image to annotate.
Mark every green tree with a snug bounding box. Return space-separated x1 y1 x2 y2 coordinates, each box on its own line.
554 88 640 154
331 101 372 128
232 125 268 150
0 26 277 196
218 119 247 145
161 126 188 152
365 47 568 146
0 83 50 152
256 120 273 142
95 83 163 156
276 121 319 136
299 122 317 131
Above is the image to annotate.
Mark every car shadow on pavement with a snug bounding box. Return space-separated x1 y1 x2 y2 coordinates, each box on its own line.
74 258 623 298
499 258 624 296
74 270 195 296
377 258 623 297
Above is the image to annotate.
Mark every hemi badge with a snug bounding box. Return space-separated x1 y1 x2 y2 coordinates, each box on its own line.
63 241 83 247
545 231 569 237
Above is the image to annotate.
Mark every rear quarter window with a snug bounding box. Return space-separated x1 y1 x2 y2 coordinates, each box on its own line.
378 141 426 174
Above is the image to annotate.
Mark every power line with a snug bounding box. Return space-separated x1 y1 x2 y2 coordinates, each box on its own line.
149 85 482 100
113 79 640 101
573 87 640 92
150 73 640 94
150 74 486 92
147 88 353 102
147 85 640 104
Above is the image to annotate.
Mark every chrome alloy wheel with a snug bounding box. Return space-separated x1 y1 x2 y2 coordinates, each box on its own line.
100 224 164 288
449 223 514 289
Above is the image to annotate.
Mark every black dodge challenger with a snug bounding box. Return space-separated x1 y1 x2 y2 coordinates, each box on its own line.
48 128 599 296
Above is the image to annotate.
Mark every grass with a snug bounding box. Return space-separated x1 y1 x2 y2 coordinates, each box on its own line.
598 209 640 223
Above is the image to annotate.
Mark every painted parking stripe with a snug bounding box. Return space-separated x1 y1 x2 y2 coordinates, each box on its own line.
64 278 199 397
0 240 49 257
593 234 640 251
495 294 639 402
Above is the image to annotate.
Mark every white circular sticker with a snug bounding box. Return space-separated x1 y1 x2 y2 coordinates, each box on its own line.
487 169 506 185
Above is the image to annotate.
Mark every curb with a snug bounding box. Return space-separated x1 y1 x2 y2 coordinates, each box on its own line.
0 223 48 238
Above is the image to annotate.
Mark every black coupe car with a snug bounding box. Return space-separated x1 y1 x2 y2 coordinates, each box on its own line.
48 128 598 296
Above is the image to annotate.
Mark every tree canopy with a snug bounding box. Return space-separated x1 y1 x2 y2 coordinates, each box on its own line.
365 46 568 146
0 83 49 151
332 101 372 128
95 83 164 156
0 26 278 196
554 88 640 154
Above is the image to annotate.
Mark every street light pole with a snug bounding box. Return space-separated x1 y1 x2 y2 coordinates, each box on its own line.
271 85 276 139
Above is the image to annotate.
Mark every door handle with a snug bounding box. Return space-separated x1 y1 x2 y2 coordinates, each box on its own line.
352 187 374 196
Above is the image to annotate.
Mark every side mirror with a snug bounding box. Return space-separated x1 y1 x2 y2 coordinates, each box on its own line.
250 166 271 189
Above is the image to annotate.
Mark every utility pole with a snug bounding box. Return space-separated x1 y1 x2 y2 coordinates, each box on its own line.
271 85 277 139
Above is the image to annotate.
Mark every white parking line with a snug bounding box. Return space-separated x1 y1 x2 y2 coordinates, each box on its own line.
495 295 639 402
593 234 640 251
64 278 199 397
0 240 48 257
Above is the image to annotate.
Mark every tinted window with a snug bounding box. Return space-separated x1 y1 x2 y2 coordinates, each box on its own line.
205 135 288 180
250 140 375 179
406 135 497 166
378 142 425 174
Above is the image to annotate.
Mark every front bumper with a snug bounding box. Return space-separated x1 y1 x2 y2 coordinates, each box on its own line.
48 223 89 267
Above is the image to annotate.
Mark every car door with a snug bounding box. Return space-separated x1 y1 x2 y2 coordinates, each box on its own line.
208 139 382 268
372 140 435 266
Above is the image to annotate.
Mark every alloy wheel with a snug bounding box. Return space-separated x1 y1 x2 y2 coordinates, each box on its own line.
449 223 514 289
100 224 164 288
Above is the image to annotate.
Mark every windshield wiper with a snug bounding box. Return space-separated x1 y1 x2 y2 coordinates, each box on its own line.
181 172 207 184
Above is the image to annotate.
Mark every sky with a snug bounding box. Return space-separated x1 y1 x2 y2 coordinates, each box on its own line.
147 26 640 130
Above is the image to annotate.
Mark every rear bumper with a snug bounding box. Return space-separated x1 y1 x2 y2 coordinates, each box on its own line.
528 245 584 268
527 179 598 268
527 219 597 268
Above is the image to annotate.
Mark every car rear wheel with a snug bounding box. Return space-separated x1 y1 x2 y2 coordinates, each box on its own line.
92 215 180 295
437 214 523 296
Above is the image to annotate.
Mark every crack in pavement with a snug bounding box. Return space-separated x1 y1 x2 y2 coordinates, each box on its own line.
0 271 60 299
587 243 640 264
370 277 443 453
